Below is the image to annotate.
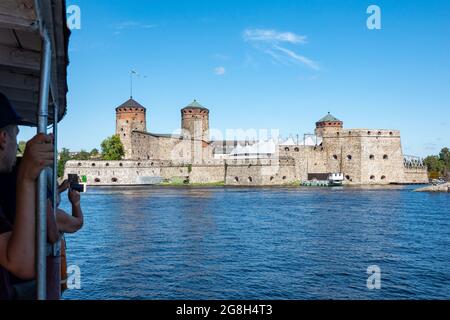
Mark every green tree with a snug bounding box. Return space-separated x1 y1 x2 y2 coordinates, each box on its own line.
439 148 450 166
90 148 100 158
101 135 124 161
74 150 90 160
58 148 71 178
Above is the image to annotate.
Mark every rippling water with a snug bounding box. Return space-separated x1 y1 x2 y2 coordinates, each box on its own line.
59 186 450 300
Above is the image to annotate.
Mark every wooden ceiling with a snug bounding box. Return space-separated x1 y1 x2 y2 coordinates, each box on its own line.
0 0 70 126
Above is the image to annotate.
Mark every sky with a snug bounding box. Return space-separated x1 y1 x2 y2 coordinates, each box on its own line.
18 0 450 157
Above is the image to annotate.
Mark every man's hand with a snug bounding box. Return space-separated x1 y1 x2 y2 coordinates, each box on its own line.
68 189 81 207
19 134 54 182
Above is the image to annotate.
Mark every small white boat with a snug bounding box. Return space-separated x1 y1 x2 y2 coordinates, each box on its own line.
328 173 344 186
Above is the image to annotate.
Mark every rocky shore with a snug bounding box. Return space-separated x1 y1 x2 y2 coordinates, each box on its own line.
415 183 450 193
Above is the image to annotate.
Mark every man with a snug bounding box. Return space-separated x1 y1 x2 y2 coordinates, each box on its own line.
0 92 54 300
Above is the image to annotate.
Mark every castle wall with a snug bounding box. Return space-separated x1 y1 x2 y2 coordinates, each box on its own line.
225 158 298 186
64 160 225 186
403 167 429 184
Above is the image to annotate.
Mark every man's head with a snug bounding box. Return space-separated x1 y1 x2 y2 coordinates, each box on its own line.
0 92 28 173
0 125 19 173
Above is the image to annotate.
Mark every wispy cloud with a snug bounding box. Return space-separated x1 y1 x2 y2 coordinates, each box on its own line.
114 21 157 35
214 66 226 75
243 28 319 70
243 29 307 44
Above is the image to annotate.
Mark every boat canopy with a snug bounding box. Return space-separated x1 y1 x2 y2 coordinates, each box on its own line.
0 0 70 125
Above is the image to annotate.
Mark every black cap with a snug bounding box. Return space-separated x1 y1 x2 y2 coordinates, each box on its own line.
0 92 31 129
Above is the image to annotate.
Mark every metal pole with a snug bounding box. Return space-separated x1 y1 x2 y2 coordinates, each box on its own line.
36 33 52 301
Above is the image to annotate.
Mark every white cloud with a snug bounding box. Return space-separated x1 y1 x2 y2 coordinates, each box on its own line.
214 66 226 75
273 45 320 70
114 21 157 34
242 28 319 70
243 29 307 44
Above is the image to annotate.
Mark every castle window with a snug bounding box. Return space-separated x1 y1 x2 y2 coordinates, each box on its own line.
235 177 239 182
345 175 351 180
126 120 129 123
370 175 375 180
123 134 126 137
347 155 352 160
378 131 382 135
282 176 287 180
137 163 141 166
294 147 300 152
94 178 100 183
112 178 118 183
121 128 123 131
383 155 389 160
248 177 253 182
389 132 393 136
284 147 290 152
119 163 123 167
78 163 82 167
381 175 386 180
370 155 375 160
349 131 352 135
91 163 96 167
105 163 109 167
333 155 338 160
336 132 340 136
367 131 371 135
270 176 274 181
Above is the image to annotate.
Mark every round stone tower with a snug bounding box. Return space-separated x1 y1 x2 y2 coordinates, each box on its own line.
315 112 343 137
116 98 147 159
181 100 210 142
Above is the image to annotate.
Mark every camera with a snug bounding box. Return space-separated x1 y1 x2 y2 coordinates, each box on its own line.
68 174 85 193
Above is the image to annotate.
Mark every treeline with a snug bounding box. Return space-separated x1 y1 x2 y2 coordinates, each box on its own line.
57 135 124 177
424 147 450 180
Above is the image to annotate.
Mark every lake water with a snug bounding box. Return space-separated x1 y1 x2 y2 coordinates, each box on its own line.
59 185 450 300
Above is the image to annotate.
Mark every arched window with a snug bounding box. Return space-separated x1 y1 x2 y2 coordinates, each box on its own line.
119 163 123 167
248 177 253 182
381 175 386 180
94 178 100 183
345 175 351 180
347 155 352 160
235 177 239 182
383 155 389 160
91 163 96 167
282 176 287 180
294 147 300 152
333 155 338 160
370 155 375 160
370 175 375 180
112 178 118 183
285 147 290 152
270 176 274 181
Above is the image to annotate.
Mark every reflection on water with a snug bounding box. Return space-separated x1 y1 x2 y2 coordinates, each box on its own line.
60 186 450 300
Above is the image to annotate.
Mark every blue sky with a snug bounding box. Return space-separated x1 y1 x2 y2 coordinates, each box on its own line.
18 0 450 157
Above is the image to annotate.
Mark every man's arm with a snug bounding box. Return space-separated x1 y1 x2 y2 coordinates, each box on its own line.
0 134 54 279
56 189 83 234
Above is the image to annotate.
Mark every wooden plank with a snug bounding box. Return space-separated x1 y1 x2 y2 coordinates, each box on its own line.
0 13 38 32
0 44 40 71
0 69 39 90
0 86 39 104
0 0 36 21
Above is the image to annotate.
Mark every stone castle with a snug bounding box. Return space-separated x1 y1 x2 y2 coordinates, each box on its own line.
65 98 429 186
